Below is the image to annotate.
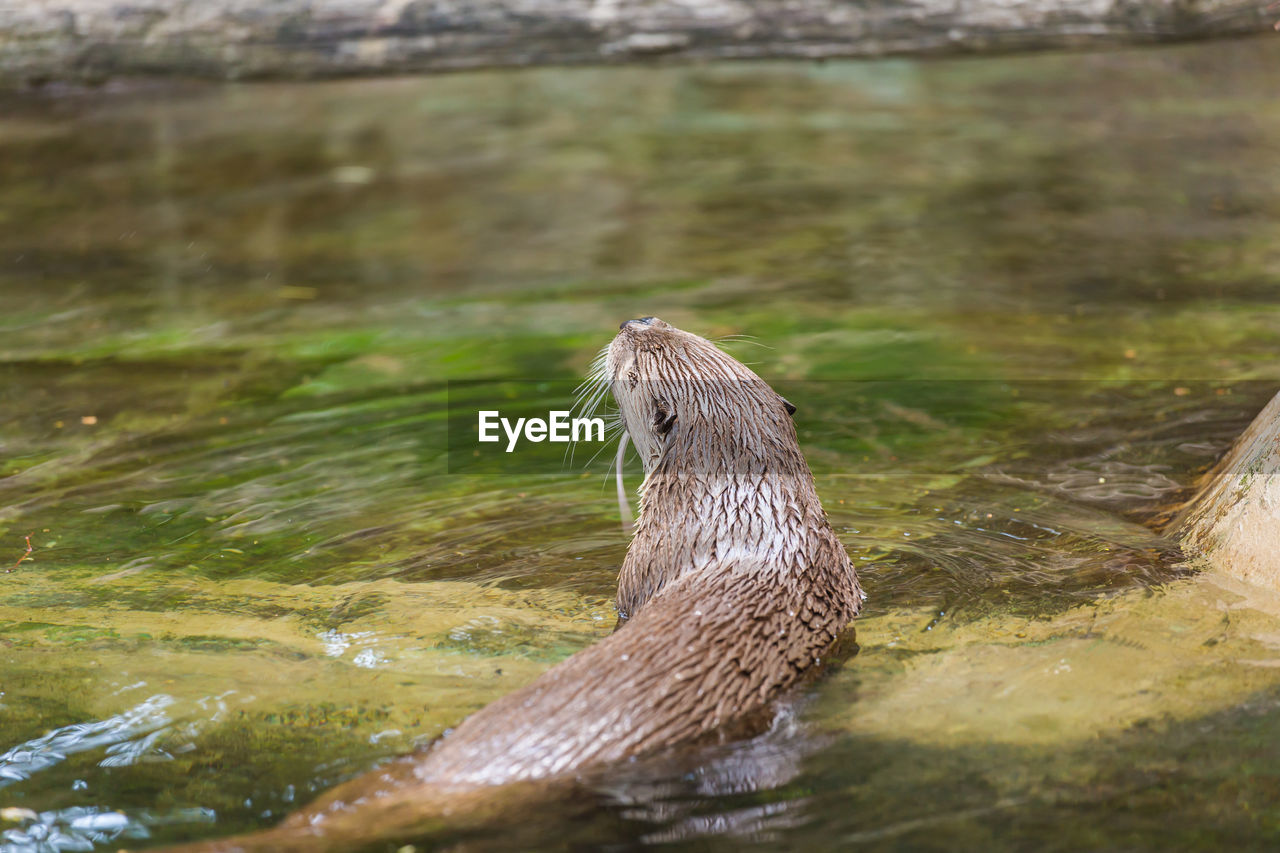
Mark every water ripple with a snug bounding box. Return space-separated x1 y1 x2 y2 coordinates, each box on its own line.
0 696 175 787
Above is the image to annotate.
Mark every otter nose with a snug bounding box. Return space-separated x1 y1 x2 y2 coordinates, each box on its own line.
619 317 657 330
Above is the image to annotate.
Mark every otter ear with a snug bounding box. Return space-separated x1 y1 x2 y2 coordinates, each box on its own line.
780 396 797 417
653 400 677 437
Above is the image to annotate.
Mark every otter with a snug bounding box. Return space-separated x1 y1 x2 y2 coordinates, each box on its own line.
165 317 863 852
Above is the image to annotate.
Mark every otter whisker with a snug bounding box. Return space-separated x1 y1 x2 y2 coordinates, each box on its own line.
568 345 616 468
580 422 625 471
572 346 611 410
566 388 612 467
714 335 774 351
615 430 633 534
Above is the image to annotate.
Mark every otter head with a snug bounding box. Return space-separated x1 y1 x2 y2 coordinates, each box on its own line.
606 317 797 479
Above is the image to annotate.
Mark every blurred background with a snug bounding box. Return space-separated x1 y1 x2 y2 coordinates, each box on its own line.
2 20 1280 853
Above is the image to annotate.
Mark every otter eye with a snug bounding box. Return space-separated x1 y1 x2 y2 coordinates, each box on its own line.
652 400 676 436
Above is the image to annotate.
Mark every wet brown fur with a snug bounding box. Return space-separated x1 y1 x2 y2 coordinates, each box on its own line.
161 318 862 851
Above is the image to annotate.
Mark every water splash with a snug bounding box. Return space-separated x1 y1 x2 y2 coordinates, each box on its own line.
1 805 215 853
0 695 176 786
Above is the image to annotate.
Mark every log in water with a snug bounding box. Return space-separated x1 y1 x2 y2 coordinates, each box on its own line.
0 0 1275 84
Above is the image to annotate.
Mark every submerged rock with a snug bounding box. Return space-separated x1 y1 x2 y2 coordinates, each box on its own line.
1175 390 1280 590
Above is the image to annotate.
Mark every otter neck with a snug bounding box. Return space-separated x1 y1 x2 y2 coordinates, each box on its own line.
616 409 828 620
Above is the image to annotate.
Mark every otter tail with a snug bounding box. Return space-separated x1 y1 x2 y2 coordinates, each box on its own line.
146 776 567 853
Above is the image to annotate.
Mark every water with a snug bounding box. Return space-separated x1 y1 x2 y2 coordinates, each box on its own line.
2 36 1280 851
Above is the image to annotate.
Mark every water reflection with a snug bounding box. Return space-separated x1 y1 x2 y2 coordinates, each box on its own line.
596 701 819 846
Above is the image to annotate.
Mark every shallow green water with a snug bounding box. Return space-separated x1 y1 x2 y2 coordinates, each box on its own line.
2 36 1280 851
